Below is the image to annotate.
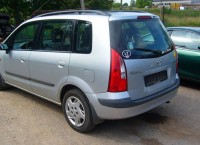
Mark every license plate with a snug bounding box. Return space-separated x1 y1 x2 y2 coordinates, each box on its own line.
144 70 167 87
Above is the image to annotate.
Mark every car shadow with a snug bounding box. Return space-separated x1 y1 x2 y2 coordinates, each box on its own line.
87 108 169 144
180 79 199 90
4 87 63 114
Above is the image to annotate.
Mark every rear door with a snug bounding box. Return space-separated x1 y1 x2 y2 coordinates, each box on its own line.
2 23 38 91
29 20 73 102
110 18 177 100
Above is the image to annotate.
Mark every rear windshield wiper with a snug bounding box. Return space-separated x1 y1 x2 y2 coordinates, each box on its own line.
133 48 163 55
175 45 186 48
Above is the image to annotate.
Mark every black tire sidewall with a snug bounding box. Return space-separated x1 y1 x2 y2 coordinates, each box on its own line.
62 89 94 132
0 74 7 90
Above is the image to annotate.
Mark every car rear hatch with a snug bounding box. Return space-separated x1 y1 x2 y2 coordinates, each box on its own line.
109 16 177 100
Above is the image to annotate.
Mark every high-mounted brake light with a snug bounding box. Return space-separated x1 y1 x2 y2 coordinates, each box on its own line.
108 49 127 92
137 16 152 19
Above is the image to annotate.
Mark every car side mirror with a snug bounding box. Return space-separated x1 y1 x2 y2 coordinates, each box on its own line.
198 45 200 50
0 43 4 50
0 43 10 54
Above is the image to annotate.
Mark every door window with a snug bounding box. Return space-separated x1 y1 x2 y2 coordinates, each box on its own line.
38 21 73 51
6 23 38 50
171 30 200 50
75 21 92 53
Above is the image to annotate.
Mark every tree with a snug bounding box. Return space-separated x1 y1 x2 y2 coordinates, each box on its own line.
130 0 135 7
0 0 31 26
135 0 152 8
123 3 128 7
0 0 114 26
85 0 113 10
113 3 121 9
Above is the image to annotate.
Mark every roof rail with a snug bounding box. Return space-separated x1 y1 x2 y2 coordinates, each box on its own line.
35 10 110 17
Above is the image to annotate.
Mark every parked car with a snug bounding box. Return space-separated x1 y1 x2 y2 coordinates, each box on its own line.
0 14 15 42
0 10 179 132
167 27 200 82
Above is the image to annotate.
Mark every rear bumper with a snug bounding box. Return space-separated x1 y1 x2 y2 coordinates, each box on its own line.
87 78 179 120
98 78 179 108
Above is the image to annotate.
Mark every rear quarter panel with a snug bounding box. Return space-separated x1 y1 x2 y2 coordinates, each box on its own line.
68 16 111 94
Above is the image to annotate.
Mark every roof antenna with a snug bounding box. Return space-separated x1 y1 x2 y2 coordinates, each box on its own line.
30 0 51 18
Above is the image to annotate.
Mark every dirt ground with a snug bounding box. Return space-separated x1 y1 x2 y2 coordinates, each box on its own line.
0 80 199 145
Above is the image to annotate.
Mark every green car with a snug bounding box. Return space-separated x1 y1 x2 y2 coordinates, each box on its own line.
167 27 200 82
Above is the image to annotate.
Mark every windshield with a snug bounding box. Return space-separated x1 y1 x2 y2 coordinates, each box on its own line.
109 18 173 59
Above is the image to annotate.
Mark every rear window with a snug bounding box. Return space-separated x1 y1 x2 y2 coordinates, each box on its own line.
110 18 173 59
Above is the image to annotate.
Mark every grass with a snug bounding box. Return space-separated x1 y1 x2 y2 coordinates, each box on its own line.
163 16 200 27
128 8 200 27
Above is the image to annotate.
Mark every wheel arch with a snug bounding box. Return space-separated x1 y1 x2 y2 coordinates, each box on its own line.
59 83 103 125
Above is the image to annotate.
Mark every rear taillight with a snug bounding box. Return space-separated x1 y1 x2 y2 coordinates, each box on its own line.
108 49 127 92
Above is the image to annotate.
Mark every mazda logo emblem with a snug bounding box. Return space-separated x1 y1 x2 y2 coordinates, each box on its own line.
157 60 161 66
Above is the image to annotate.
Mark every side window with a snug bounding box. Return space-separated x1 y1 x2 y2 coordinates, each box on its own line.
6 23 38 50
171 30 200 50
38 21 73 51
186 31 200 50
75 21 92 53
171 30 185 47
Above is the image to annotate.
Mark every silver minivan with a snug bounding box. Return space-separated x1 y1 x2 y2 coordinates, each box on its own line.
0 10 179 132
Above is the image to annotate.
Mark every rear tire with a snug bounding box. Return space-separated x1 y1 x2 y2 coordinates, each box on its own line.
62 89 95 133
0 74 8 91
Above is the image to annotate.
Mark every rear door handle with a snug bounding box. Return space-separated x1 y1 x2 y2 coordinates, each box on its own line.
20 57 27 63
57 60 66 68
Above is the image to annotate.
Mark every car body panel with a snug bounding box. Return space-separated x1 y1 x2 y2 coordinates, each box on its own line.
125 51 177 100
3 50 32 91
167 27 200 82
29 51 71 102
177 47 200 81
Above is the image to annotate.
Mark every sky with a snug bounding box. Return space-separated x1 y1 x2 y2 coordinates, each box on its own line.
115 0 131 5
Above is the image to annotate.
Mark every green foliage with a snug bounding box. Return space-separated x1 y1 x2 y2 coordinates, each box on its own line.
0 0 114 26
145 8 200 17
0 0 31 25
141 8 200 27
135 0 152 8
85 0 113 10
113 3 121 8
2 0 200 27
123 3 128 7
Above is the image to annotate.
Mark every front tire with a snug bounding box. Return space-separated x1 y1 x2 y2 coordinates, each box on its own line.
62 89 95 132
0 74 8 91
